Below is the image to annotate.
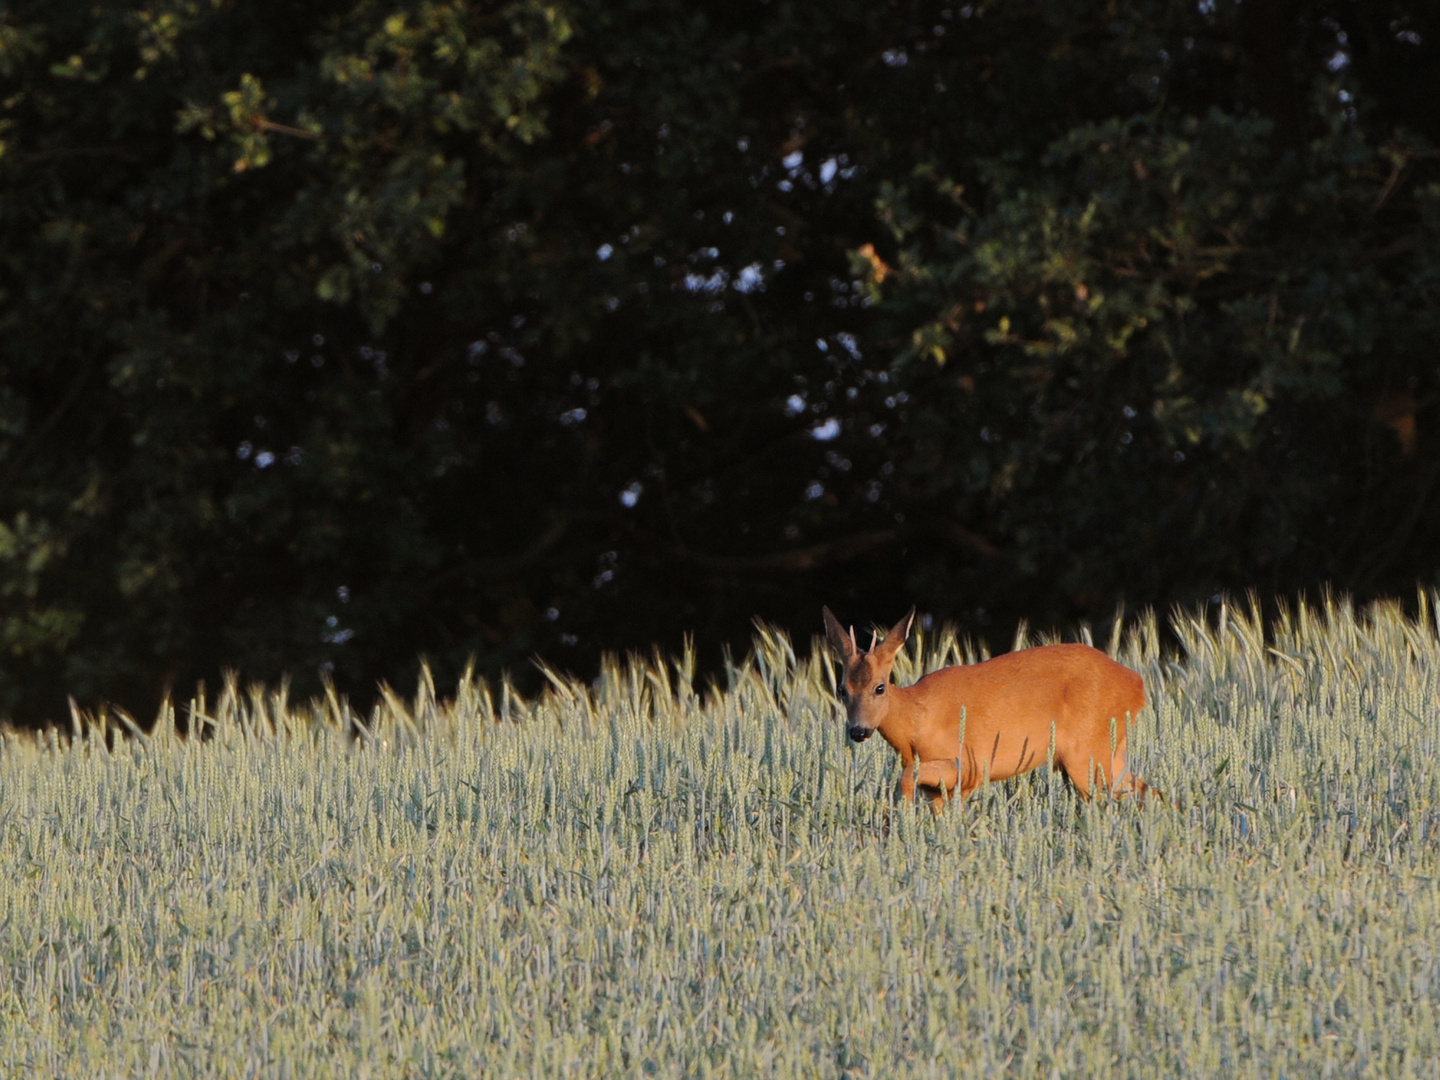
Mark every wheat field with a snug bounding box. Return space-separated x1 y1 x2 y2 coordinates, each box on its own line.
1 595 1438 1077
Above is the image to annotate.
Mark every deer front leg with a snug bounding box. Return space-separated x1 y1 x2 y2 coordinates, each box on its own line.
895 754 919 805
914 758 960 814
894 758 960 814
914 758 959 791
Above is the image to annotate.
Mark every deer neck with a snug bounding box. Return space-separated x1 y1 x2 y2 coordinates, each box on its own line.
875 682 921 758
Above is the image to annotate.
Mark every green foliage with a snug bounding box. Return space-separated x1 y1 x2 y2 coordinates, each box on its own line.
0 0 1438 718
864 2 1440 618
3 598 1440 1075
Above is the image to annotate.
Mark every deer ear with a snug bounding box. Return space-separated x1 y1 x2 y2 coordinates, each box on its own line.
822 606 857 661
875 606 916 661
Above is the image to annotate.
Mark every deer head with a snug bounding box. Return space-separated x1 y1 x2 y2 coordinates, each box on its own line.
822 605 915 742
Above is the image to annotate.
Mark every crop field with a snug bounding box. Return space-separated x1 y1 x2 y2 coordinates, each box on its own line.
2 596 1439 1078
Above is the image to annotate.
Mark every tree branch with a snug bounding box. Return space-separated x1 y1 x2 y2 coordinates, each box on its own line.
643 516 1004 575
657 528 901 573
427 516 571 591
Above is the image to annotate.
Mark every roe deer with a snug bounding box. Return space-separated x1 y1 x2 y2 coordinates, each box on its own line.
823 606 1157 812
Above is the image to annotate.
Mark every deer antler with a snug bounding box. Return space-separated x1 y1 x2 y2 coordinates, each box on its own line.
848 625 857 653
869 629 879 653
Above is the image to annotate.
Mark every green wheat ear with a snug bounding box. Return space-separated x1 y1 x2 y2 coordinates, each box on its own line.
1 593 1438 1074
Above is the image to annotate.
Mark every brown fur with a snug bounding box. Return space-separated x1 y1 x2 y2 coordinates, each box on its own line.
823 606 1157 812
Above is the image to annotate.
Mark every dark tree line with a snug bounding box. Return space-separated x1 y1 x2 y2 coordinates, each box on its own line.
0 0 1436 721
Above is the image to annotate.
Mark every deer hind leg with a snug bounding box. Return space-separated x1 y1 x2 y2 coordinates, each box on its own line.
1111 762 1164 805
1060 749 1162 804
1056 749 1123 800
1099 739 1168 804
1056 754 1095 799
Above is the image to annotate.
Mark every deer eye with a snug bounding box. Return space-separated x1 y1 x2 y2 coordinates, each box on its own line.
874 683 885 695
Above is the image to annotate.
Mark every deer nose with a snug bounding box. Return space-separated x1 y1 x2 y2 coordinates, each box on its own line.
847 726 873 743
